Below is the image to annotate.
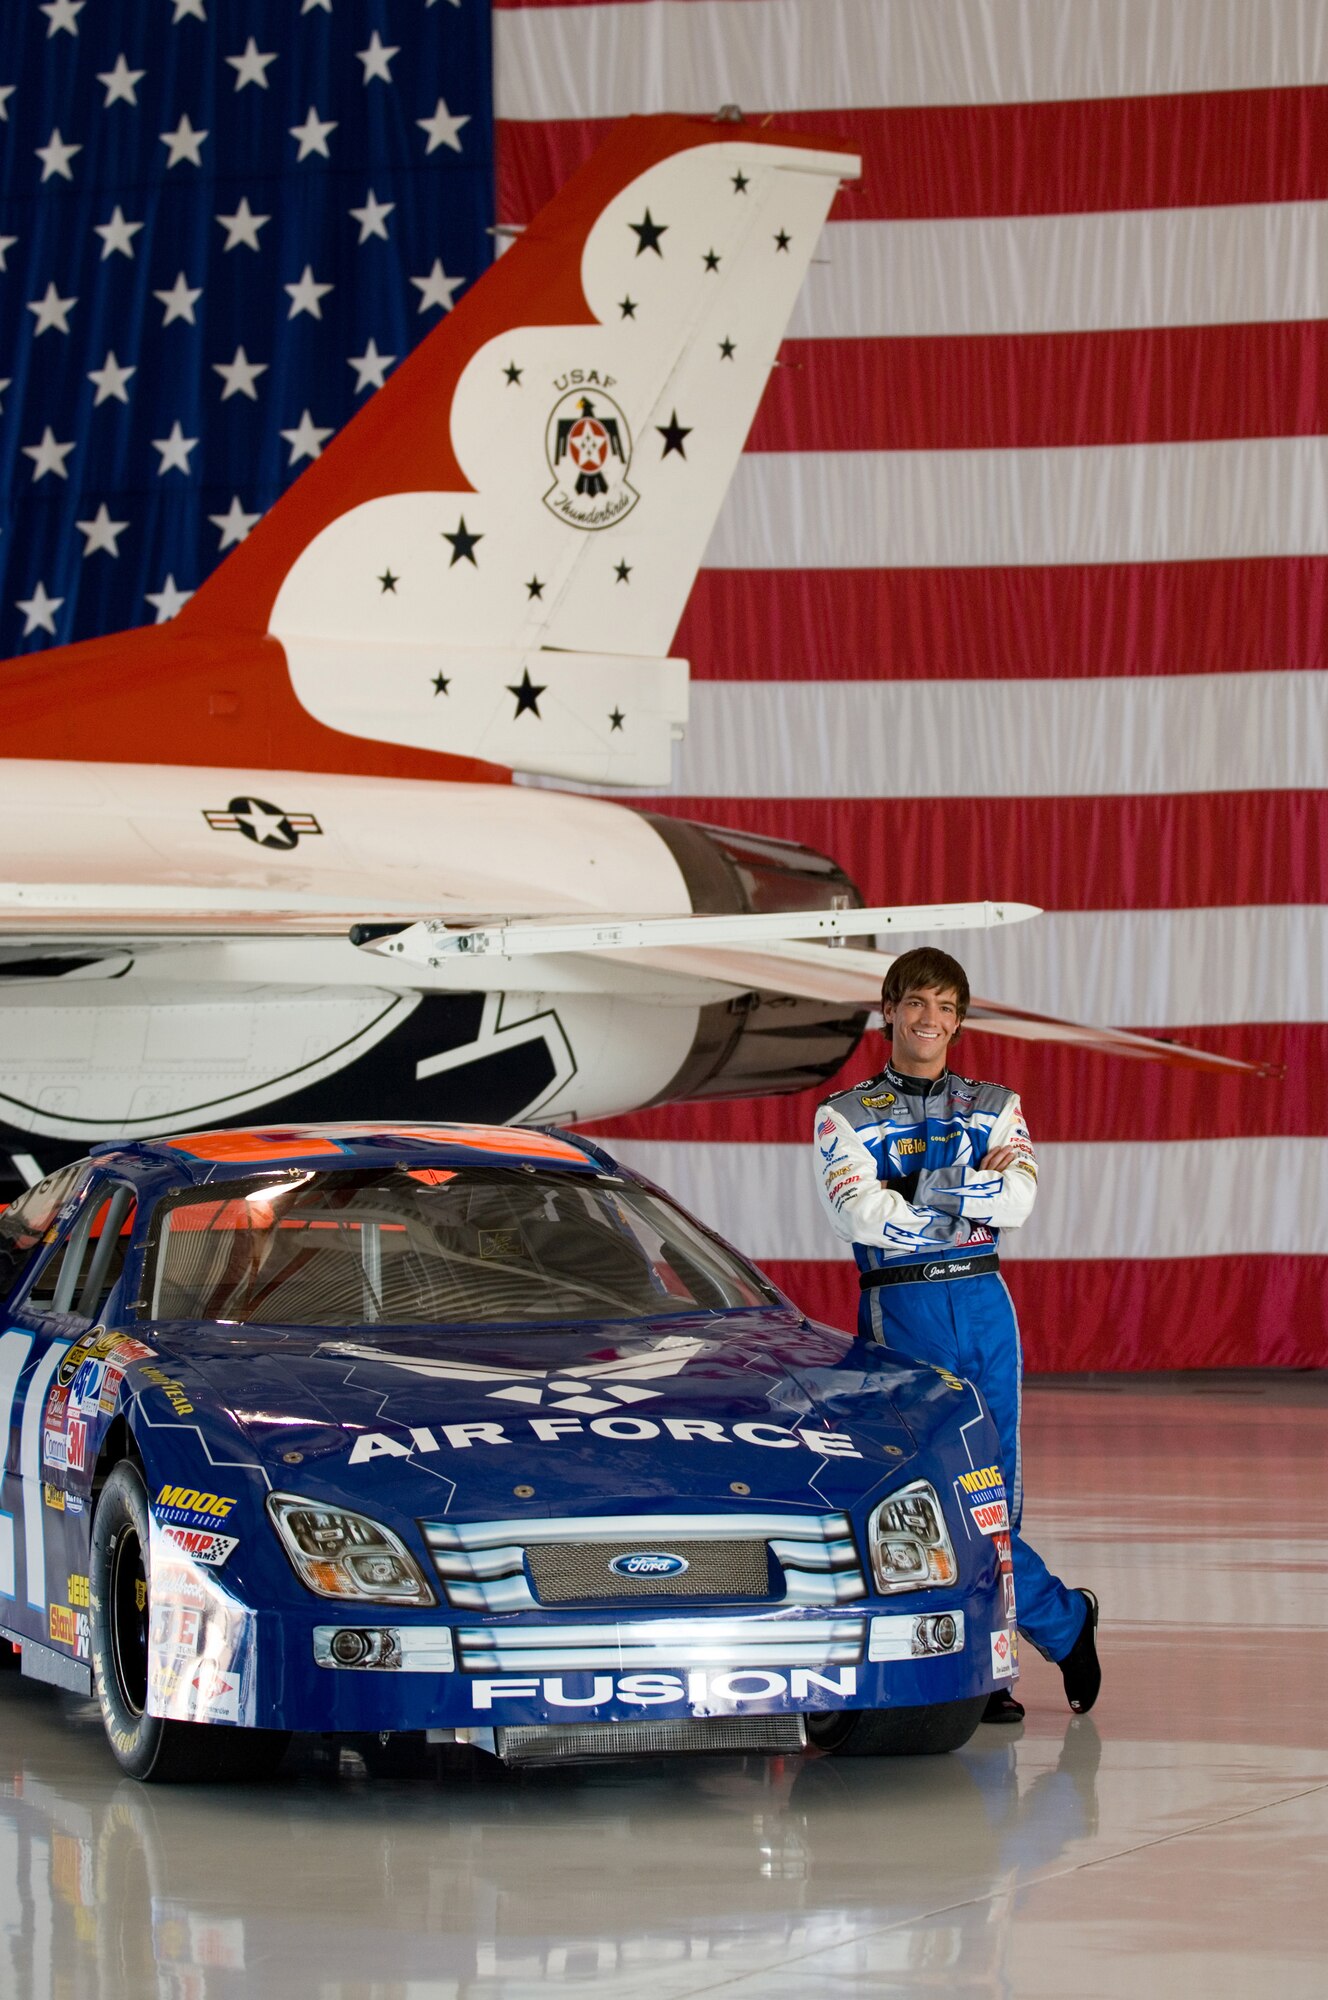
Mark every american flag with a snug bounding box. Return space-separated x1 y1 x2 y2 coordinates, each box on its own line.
495 0 1328 1369
0 0 492 649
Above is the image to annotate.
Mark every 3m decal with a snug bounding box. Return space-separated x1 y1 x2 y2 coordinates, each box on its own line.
471 1666 859 1712
348 1417 863 1465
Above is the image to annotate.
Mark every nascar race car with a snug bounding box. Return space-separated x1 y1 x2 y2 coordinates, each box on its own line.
0 1123 1016 1781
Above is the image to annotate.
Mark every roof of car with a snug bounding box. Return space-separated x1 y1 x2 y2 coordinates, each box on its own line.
89 1122 611 1184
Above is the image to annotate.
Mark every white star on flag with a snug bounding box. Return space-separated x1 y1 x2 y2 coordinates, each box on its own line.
214 346 268 401
0 379 11 414
40 1 84 37
0 235 19 271
36 128 81 181
97 56 145 106
75 505 130 558
171 0 206 21
302 0 332 12
94 206 144 260
418 99 469 155
154 272 203 326
145 575 194 622
209 496 261 548
0 88 12 122
16 584 63 637
160 114 208 168
26 281 76 335
411 259 464 313
23 428 76 481
348 338 395 392
285 265 332 320
88 351 136 406
227 38 277 90
290 106 337 161
357 32 399 83
216 198 270 252
350 190 394 243
151 422 199 475
280 409 334 465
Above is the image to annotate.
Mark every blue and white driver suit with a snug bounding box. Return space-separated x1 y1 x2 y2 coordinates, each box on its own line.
814 1062 1085 1663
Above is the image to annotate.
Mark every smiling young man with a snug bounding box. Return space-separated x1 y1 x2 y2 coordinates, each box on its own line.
813 947 1100 1721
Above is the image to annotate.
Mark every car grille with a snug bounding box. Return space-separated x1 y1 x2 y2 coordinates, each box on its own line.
422 1510 866 1614
526 1538 773 1604
496 1716 807 1765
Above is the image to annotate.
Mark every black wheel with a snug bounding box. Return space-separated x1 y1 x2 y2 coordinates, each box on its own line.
807 1695 987 1758
90 1460 289 1784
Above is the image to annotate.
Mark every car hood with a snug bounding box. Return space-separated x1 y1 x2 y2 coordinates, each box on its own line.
156 1311 944 1518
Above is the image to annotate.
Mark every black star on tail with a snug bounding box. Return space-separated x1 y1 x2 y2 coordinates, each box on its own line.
443 517 482 566
508 669 545 718
629 209 667 255
657 411 691 458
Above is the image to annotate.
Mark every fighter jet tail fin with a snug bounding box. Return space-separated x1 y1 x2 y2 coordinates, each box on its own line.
176 115 859 787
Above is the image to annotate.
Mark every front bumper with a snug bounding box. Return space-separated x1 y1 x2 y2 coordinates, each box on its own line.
239 1589 1008 1734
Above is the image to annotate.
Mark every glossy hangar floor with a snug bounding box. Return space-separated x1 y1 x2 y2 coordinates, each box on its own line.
1 1377 1324 2000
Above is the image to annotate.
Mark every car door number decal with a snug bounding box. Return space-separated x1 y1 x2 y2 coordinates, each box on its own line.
0 1328 72 1612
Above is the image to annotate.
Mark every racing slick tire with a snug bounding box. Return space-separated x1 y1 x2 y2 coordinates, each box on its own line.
90 1460 289 1784
806 1695 986 1758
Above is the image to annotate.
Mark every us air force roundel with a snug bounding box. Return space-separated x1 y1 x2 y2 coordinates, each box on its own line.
203 798 323 851
544 383 640 531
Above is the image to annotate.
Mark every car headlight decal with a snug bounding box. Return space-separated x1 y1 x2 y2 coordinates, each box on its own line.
866 1480 959 1593
266 1494 435 1605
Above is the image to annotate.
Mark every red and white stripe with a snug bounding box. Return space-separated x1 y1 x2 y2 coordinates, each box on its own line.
496 0 1328 1369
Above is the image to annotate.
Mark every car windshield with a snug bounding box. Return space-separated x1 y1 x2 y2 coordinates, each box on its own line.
140 1166 779 1328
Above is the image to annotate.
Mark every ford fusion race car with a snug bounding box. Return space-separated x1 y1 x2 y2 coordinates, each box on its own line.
0 1123 1017 1781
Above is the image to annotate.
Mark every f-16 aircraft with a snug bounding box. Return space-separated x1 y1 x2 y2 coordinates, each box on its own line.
0 116 1243 1192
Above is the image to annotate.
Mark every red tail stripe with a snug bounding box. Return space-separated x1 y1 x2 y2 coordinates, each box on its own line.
762 1256 1328 1370
747 323 1328 454
498 89 1328 223
675 558 1328 681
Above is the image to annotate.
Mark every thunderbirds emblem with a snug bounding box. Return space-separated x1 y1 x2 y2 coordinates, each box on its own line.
544 384 640 530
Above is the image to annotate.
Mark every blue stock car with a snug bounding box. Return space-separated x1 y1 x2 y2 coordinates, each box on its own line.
0 1122 1016 1781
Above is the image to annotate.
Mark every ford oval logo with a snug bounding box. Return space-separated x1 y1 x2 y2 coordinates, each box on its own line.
610 1551 689 1579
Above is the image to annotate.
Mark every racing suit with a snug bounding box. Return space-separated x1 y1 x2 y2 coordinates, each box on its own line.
814 1062 1085 1663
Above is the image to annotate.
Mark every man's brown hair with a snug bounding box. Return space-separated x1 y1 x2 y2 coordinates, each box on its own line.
880 947 970 1025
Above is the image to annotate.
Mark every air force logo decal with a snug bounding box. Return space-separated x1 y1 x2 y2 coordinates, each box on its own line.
544 378 640 531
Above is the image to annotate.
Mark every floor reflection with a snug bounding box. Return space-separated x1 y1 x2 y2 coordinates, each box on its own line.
1 1377 1325 2000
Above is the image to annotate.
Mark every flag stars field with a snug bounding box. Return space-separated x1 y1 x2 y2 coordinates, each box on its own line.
214 347 267 402
36 129 80 181
0 3 486 648
16 583 62 637
216 200 270 252
97 56 144 107
160 115 207 168
286 267 333 319
88 352 135 406
94 207 143 260
290 107 336 160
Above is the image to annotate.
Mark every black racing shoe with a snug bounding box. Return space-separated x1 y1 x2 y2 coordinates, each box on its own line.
1057 1589 1101 1714
981 1689 1026 1724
